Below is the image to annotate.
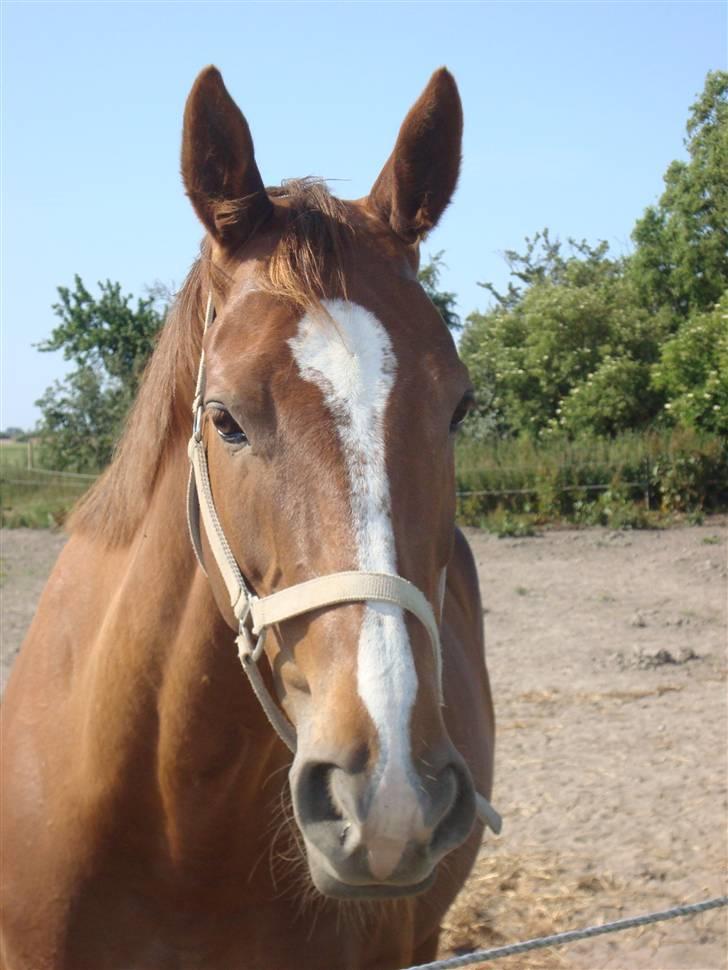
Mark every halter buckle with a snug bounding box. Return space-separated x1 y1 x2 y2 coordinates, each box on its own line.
236 620 267 665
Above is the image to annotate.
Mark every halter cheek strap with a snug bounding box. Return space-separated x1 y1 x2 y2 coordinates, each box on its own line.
186 293 502 836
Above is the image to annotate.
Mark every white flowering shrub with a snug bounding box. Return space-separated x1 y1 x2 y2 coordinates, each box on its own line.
652 294 728 436
557 357 661 436
461 270 670 438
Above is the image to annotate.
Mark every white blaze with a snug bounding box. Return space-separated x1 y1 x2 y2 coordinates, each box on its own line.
288 299 423 880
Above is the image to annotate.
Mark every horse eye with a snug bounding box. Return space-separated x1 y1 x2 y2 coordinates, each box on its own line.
450 391 475 433
209 407 248 445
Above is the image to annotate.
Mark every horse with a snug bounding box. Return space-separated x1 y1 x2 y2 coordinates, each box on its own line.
0 66 497 970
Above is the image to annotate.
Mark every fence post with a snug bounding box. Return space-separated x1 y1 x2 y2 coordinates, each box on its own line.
27 441 32 471
644 457 651 510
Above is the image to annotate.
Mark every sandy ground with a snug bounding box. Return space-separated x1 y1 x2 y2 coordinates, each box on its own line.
1 529 67 691
1 524 726 969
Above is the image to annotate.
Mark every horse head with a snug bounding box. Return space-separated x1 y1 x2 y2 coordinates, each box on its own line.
181 66 482 900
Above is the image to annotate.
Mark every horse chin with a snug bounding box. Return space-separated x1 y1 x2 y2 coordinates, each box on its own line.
309 863 437 901
303 840 438 899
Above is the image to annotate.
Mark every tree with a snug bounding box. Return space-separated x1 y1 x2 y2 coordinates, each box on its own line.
35 365 131 473
36 277 165 471
477 229 615 309
652 292 728 436
460 234 669 438
630 71 728 319
461 75 728 441
39 276 162 387
418 252 461 330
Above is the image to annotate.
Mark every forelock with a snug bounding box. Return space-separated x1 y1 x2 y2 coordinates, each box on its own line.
261 178 354 310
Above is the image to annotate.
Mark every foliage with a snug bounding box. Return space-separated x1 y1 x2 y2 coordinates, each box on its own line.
629 71 728 319
652 293 728 435
650 434 728 512
460 74 727 442
460 234 669 437
418 251 461 330
35 365 131 473
39 276 163 385
35 277 165 471
484 510 539 538
454 428 728 528
572 485 652 530
478 229 614 308
557 356 661 437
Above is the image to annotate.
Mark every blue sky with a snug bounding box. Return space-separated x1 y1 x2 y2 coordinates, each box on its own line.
2 0 725 428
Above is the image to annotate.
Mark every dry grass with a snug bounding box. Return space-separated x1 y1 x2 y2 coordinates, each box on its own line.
439 849 641 970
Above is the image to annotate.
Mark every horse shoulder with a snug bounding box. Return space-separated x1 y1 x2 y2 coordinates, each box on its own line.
0 532 172 968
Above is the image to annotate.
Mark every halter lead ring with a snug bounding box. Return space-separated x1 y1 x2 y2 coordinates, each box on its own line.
186 293 502 835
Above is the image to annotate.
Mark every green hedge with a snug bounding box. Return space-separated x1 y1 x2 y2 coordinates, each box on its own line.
455 428 728 528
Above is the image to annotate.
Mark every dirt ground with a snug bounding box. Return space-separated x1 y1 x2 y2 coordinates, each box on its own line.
1 524 726 969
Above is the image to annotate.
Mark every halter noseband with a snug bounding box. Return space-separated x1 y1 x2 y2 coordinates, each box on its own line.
186 293 501 835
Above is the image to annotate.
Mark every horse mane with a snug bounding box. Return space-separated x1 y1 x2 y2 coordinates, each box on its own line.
68 179 354 546
264 178 352 308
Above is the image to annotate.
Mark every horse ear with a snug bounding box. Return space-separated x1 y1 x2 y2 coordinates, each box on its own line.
368 68 463 245
181 66 272 248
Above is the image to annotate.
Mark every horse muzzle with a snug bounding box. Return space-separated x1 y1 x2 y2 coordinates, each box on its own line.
290 746 476 899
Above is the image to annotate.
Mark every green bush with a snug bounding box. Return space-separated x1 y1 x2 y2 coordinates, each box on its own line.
558 357 662 437
649 431 728 511
652 294 728 436
573 484 652 529
35 276 166 472
486 510 539 538
455 428 727 528
462 246 671 439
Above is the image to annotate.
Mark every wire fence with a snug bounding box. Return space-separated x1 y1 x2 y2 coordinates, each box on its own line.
0 461 95 521
0 473 660 506
2 477 90 490
456 480 648 497
19 466 96 480
401 896 728 970
2 469 726 498
1 455 726 521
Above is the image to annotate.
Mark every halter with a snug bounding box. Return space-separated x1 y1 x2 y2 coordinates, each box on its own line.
187 293 501 835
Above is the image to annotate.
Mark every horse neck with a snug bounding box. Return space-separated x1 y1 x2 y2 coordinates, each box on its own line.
81 432 290 859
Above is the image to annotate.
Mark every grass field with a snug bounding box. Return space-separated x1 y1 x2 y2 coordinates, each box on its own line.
0 441 92 528
0 442 31 468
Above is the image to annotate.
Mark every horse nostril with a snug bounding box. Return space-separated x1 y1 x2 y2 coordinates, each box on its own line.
430 762 476 857
297 763 343 826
